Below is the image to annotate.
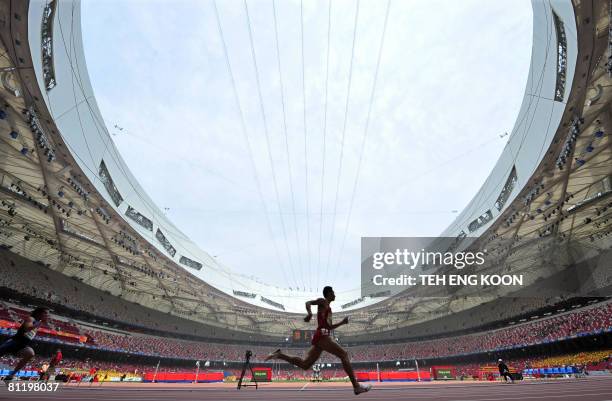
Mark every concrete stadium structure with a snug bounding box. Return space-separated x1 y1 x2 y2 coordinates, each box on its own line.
0 0 609 340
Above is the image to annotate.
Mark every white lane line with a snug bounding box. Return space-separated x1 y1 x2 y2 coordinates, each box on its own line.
4 394 612 401
9 392 612 401
299 382 310 391
450 392 612 401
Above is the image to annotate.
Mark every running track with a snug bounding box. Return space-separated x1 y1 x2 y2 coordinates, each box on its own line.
1 376 611 401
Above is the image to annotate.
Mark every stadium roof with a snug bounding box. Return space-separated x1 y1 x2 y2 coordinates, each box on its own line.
0 0 609 338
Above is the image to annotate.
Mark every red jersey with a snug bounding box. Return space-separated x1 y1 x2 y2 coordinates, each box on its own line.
317 303 332 330
312 302 332 345
51 352 62 365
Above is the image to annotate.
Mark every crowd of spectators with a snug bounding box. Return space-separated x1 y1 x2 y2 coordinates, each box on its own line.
0 251 576 345
1 350 609 381
1 251 610 364
0 251 255 341
2 302 605 363
0 354 147 381
531 350 612 370
350 296 555 343
344 302 612 362
1 297 610 363
0 303 83 343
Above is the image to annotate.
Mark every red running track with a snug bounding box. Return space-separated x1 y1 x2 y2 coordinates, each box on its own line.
0 377 611 401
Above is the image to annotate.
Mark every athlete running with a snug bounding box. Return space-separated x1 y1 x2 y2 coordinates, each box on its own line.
265 286 371 395
498 359 514 383
0 307 49 383
42 348 62 381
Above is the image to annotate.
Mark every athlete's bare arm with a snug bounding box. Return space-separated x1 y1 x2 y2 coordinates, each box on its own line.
330 317 349 330
304 298 326 322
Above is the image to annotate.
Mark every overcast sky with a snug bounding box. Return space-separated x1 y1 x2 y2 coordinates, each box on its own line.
81 0 532 294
